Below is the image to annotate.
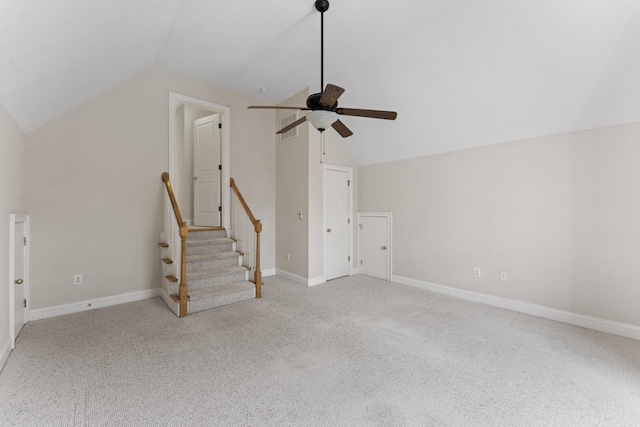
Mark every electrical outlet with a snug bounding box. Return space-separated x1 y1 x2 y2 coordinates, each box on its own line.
286 253 291 261
500 272 508 282
474 268 481 278
74 274 83 285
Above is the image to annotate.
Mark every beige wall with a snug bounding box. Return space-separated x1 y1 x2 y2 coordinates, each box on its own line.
275 90 310 278
275 88 360 282
0 103 26 351
26 68 275 310
359 122 640 327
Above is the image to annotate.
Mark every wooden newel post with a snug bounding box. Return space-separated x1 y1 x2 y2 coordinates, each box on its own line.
255 220 262 299
179 223 189 317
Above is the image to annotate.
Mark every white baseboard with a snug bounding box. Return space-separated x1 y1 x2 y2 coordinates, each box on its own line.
393 275 640 341
0 338 11 372
276 269 325 287
262 268 276 277
350 268 361 276
29 288 161 321
308 276 325 287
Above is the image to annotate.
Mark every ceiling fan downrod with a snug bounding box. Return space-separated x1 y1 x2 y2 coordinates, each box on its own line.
315 0 329 92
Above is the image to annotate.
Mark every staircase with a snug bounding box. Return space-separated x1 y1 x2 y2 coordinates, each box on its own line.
160 172 262 318
159 227 255 316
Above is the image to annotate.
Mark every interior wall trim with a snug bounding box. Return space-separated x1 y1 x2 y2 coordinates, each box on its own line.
276 269 324 287
393 275 640 342
29 289 161 322
0 338 11 372
262 268 276 277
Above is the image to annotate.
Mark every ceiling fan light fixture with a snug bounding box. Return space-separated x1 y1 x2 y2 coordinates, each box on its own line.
307 110 337 132
247 0 397 138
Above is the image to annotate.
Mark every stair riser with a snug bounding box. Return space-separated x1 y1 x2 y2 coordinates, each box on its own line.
187 256 239 271
187 271 247 290
189 287 255 314
187 230 228 241
186 242 234 255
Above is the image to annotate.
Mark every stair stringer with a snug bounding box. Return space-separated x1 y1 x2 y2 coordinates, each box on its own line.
159 231 180 317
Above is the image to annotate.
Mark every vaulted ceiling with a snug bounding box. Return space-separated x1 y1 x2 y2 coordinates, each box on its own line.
2 0 640 165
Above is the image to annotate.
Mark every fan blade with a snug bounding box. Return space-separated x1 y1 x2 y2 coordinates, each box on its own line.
331 119 353 138
319 84 345 108
276 116 307 134
336 108 397 120
248 106 305 110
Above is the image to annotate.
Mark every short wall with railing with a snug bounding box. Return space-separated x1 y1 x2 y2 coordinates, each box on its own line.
230 178 262 298
161 172 189 317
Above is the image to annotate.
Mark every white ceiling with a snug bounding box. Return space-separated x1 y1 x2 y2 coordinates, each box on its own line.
2 0 640 165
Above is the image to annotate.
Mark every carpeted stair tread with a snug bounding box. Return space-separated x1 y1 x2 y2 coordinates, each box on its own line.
161 226 255 315
186 264 248 280
186 251 240 262
187 226 225 232
188 281 256 313
186 228 228 240
185 250 241 271
189 281 255 299
186 237 234 247
186 237 235 255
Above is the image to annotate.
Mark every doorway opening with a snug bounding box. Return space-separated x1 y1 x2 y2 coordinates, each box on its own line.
168 93 230 264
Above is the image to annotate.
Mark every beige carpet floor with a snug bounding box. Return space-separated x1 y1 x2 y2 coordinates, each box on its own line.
1 275 639 426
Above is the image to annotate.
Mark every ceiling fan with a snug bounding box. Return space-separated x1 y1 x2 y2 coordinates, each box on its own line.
248 0 397 138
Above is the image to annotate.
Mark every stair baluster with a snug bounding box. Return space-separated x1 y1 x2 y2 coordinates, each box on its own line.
230 178 262 298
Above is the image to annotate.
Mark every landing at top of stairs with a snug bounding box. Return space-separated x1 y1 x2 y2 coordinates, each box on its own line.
188 226 225 231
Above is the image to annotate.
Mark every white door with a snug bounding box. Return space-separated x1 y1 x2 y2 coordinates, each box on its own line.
324 166 351 280
193 114 221 227
13 219 27 340
360 214 391 281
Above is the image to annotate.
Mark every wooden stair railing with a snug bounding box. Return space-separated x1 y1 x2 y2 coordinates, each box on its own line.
230 178 262 299
161 172 189 318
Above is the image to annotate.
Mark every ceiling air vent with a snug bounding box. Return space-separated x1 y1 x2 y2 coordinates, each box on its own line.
280 112 299 141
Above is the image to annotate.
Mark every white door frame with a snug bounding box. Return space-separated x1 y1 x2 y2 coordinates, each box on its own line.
357 212 392 281
322 164 353 281
168 92 230 269
9 213 30 348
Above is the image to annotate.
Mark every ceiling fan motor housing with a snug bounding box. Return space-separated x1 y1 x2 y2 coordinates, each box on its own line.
307 93 337 110
315 0 329 13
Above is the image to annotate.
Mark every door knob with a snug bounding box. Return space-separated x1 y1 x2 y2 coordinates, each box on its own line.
381 246 387 250
327 228 332 232
14 279 23 285
193 176 198 180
